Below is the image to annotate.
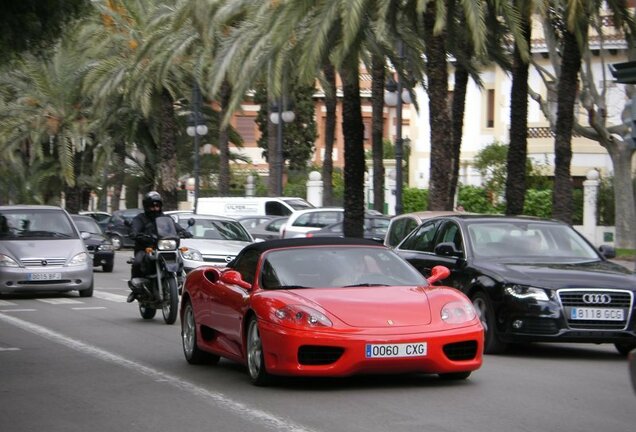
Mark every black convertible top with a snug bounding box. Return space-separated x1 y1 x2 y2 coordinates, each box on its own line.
243 237 382 255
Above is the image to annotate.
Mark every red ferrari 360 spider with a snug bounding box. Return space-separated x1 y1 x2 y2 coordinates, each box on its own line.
180 238 483 385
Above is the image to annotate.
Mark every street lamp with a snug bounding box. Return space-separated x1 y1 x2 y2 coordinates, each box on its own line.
269 98 294 196
187 84 208 213
384 52 410 215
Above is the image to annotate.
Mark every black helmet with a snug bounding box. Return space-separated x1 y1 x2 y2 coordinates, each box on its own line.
142 191 163 212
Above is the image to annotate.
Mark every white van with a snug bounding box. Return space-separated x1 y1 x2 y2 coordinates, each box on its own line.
196 197 313 217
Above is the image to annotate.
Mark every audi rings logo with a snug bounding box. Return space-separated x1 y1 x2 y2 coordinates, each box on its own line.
582 293 612 304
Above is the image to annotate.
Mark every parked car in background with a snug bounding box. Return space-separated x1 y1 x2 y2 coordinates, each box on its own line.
245 216 288 241
393 214 636 355
180 238 483 385
71 215 115 272
169 213 254 271
281 208 384 239
0 205 94 297
102 208 143 250
237 215 277 231
305 214 391 243
384 211 460 248
79 211 111 225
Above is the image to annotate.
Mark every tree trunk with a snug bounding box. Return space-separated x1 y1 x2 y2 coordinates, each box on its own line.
158 88 178 210
371 54 385 213
340 62 365 238
505 16 531 215
609 146 636 249
552 29 581 224
423 4 453 210
449 64 468 206
218 79 231 196
110 139 126 211
322 62 336 206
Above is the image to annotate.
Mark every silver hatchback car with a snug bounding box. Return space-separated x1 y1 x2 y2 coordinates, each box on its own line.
0 205 94 297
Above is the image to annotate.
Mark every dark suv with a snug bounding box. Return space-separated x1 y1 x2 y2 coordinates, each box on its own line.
102 208 143 250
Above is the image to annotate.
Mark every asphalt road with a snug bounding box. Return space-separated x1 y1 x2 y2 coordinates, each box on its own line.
0 251 634 432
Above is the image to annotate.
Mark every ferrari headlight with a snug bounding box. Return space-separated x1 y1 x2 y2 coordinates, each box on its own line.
180 247 203 261
157 239 178 251
441 300 477 324
272 305 333 328
505 284 549 301
0 254 19 267
69 252 89 266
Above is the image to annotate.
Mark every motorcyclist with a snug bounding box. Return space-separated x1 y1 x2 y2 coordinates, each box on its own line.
127 191 191 302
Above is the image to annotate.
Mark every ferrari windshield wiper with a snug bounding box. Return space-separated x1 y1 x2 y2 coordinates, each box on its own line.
343 283 389 287
278 285 310 290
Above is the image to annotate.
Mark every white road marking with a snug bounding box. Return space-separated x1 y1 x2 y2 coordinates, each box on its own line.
37 298 83 304
0 347 20 351
0 309 36 312
0 313 319 432
93 291 128 303
72 307 107 310
0 300 17 306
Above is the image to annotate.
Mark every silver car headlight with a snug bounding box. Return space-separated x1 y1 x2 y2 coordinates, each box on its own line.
69 252 89 266
505 284 549 301
157 239 178 251
0 254 19 267
180 247 203 261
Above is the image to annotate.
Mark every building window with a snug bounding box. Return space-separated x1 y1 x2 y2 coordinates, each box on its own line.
486 89 495 128
236 116 256 143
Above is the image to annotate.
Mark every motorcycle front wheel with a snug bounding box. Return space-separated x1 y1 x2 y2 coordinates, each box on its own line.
162 277 179 325
139 304 156 319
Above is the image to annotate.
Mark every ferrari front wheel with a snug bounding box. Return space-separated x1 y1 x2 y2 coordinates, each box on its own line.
246 316 272 386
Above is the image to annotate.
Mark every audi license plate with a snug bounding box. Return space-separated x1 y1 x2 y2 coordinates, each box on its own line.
569 307 624 321
28 272 62 281
365 342 427 358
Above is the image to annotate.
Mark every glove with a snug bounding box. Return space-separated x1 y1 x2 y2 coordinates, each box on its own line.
182 231 193 238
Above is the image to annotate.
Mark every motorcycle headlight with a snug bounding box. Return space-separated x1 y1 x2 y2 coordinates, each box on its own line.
504 284 549 301
441 300 477 324
180 247 203 261
271 305 333 328
0 254 19 267
69 252 89 266
157 239 178 251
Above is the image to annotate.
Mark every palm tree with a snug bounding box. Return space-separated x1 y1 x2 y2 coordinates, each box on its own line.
505 1 534 215
321 62 337 206
80 0 190 210
0 42 93 212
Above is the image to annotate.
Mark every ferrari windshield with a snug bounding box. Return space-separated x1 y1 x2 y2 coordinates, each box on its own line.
466 220 600 261
260 246 427 289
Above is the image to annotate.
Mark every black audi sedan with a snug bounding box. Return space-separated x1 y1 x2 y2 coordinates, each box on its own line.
71 215 115 272
394 214 636 355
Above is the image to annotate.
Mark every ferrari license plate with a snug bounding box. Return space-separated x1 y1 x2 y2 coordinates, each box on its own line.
365 342 427 358
569 307 624 321
28 272 62 281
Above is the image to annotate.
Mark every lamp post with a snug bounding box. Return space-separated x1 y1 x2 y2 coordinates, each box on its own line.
269 96 295 196
186 84 208 213
384 44 411 215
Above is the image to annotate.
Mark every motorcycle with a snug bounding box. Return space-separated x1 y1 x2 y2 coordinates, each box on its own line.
127 216 190 324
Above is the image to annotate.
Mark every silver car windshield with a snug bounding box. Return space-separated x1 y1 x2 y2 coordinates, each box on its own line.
260 246 426 290
0 209 77 239
184 218 252 241
466 221 599 261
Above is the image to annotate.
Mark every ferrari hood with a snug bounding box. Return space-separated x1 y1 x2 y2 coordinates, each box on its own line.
288 286 432 327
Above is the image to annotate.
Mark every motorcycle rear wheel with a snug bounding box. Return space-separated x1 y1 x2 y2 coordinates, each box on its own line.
162 277 179 325
139 304 156 319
